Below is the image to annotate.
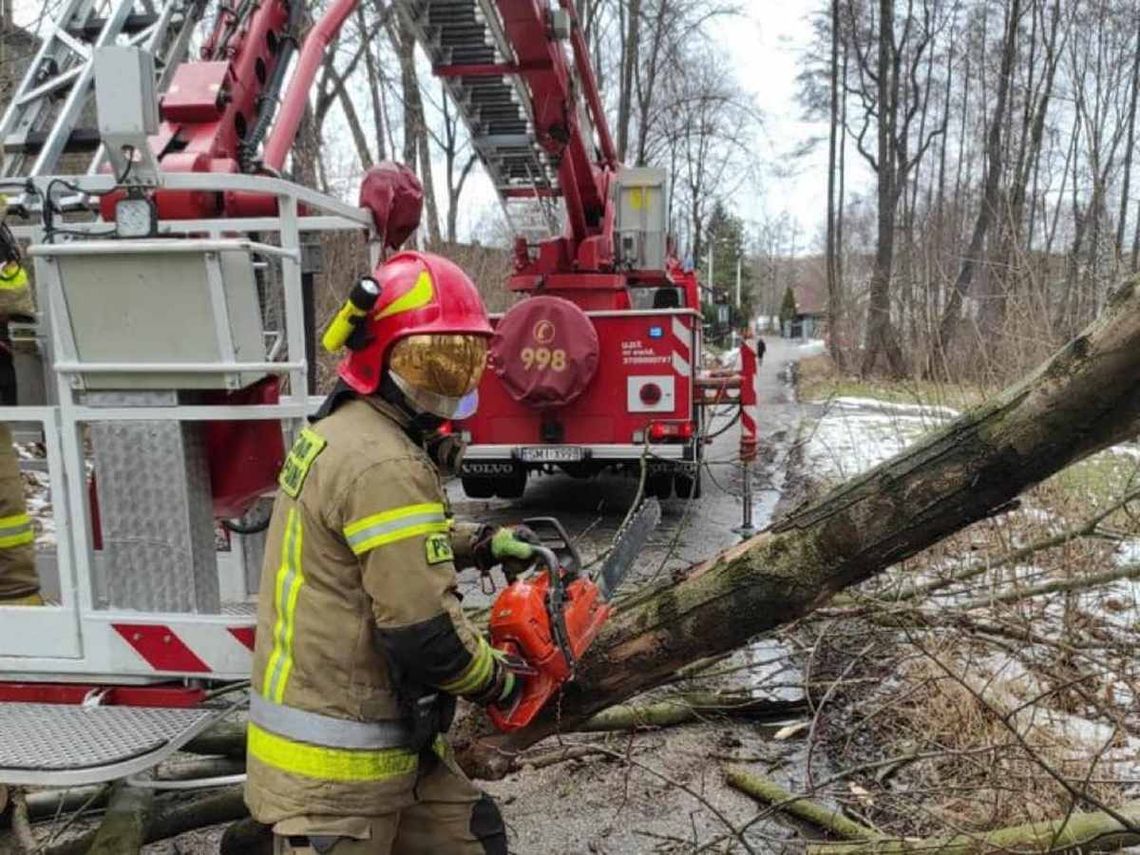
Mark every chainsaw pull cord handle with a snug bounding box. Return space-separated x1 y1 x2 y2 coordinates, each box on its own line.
532 545 576 676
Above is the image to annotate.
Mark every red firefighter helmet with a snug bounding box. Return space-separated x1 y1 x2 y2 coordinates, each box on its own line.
338 251 493 418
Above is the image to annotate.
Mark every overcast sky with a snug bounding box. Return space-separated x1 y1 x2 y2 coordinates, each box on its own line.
13 0 833 249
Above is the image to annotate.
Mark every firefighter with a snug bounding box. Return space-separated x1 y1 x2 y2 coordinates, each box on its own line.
0 196 38 607
246 250 534 854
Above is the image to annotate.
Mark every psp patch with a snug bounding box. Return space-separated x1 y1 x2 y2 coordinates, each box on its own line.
278 427 327 498
425 532 454 565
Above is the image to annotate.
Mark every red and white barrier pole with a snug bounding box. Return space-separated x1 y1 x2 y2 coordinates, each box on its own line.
737 328 759 535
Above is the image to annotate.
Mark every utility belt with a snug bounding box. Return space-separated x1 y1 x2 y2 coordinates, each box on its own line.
249 691 453 756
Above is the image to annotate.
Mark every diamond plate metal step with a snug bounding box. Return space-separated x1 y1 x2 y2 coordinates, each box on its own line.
0 702 232 786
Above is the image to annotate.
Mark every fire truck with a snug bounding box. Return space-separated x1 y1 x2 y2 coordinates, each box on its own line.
0 0 742 786
411 1 707 501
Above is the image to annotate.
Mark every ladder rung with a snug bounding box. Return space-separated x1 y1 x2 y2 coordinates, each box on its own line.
5 127 101 155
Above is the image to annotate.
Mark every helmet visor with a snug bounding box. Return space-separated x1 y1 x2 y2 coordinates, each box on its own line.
388 334 488 418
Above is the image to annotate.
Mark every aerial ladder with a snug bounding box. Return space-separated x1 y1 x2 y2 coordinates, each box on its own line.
0 0 748 787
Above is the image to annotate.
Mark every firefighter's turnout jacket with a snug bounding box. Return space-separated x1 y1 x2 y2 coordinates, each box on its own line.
0 260 37 604
246 396 510 824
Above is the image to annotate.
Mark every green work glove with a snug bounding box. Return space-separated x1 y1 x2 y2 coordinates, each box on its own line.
490 526 538 561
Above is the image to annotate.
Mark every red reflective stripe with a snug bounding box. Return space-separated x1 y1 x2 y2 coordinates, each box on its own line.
0 681 206 707
112 623 211 673
228 625 256 650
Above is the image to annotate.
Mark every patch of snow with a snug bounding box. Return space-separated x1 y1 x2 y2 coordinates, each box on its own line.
804 398 958 481
1108 442 1140 460
828 396 961 420
1115 539 1140 567
797 339 826 355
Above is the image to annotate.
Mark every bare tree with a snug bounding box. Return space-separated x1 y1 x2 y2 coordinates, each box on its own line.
844 0 944 376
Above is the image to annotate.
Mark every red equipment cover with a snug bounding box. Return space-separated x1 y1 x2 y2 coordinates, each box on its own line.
358 163 424 250
202 377 286 518
489 296 599 408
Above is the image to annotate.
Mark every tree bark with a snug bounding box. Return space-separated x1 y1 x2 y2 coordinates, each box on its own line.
84 783 153 855
936 0 1021 366
826 0 843 370
809 802 1140 855
616 0 641 161
859 0 905 378
454 274 1140 779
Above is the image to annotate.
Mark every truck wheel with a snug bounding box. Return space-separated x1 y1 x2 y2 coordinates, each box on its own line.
461 475 496 499
674 470 701 500
495 468 527 500
645 473 672 500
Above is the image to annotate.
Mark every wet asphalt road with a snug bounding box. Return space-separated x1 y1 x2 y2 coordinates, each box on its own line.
448 335 806 607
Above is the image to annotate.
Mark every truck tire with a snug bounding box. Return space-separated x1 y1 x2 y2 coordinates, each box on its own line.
645 472 673 500
674 470 701 500
495 467 527 499
461 475 496 499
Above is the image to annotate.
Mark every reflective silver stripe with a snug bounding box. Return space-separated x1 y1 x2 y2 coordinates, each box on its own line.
249 693 413 750
0 520 31 538
343 510 447 551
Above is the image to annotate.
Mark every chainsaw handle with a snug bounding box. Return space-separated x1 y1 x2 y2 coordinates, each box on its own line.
529 545 561 582
530 545 576 677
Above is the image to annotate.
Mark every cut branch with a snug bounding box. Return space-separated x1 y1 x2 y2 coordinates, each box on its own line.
724 766 878 841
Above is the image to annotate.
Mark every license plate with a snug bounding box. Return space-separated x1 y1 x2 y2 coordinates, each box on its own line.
516 446 585 463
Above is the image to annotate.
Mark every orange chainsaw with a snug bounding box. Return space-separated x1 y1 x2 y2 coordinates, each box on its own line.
487 498 661 732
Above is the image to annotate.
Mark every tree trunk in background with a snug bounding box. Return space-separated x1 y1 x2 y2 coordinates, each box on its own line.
826 0 844 369
457 274 1140 779
936 0 1020 369
292 106 323 192
360 4 387 162
392 17 441 245
860 0 904 378
616 0 641 161
1115 13 1140 259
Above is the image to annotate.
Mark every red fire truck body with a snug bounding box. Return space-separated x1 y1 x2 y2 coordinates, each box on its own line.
458 303 701 498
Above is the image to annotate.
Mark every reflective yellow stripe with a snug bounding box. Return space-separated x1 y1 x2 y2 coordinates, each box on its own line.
440 636 494 696
0 513 34 548
263 507 304 703
375 269 434 320
343 502 449 556
247 723 417 783
0 263 28 291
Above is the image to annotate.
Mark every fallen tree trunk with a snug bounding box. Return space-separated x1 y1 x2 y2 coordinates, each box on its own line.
808 802 1140 855
84 782 152 855
455 277 1140 779
43 787 246 855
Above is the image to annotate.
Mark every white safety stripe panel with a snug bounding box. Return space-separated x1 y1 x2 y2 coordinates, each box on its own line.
671 351 690 377
671 317 690 357
627 375 676 413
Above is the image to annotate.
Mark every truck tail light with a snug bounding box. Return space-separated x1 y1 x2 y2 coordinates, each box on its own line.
645 420 694 442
